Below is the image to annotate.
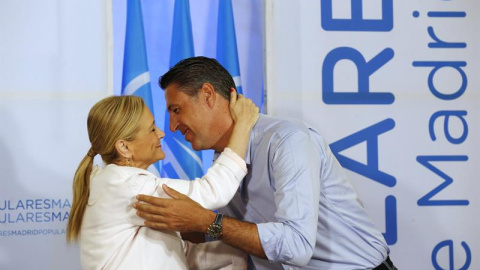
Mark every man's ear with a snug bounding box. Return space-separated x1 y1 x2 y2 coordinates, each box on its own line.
115 140 132 159
200 83 216 107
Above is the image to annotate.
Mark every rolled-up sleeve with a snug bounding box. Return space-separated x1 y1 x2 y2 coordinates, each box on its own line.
257 131 321 266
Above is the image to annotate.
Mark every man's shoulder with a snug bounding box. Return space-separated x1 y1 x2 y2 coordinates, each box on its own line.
255 114 311 136
254 114 328 150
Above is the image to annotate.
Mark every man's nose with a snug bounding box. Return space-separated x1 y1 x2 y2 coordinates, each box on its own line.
169 115 179 132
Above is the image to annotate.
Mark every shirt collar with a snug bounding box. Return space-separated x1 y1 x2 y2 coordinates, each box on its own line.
245 113 263 165
214 114 262 165
245 134 252 165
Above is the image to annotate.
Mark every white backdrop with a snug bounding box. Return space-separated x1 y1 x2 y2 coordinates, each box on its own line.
2 0 478 269
265 0 479 269
0 1 112 269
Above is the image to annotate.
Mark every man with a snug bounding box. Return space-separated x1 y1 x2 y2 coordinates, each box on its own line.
134 56 397 270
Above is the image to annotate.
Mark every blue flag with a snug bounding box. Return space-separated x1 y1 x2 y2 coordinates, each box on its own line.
162 0 204 180
121 0 160 172
216 0 243 94
122 0 154 110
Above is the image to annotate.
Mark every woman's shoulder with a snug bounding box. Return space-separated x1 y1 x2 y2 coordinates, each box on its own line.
99 164 155 179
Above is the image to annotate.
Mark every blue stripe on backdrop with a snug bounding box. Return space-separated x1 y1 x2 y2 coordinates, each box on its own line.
216 0 243 94
121 0 161 173
161 0 204 180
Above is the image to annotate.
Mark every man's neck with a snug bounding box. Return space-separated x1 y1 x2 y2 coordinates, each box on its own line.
209 96 235 153
212 121 234 153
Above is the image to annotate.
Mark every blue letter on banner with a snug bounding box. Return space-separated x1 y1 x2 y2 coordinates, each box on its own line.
321 0 393 31
432 240 471 270
429 111 468 145
417 155 469 206
330 118 396 187
412 61 467 100
384 195 397 245
323 47 395 104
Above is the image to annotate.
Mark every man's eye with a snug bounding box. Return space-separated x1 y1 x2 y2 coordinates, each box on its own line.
173 108 179 114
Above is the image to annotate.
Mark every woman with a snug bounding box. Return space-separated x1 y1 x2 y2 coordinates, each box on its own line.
66 91 258 270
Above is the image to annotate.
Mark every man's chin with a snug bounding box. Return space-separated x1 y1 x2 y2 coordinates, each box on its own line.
191 144 202 151
190 141 207 151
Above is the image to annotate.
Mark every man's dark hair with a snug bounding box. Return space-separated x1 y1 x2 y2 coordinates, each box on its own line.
159 56 236 100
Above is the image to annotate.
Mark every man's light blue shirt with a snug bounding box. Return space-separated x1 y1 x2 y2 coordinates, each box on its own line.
219 114 389 270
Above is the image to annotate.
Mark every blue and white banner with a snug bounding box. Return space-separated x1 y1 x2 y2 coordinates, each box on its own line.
121 0 154 111
161 0 204 180
121 0 160 173
265 0 479 269
112 1 265 175
216 0 243 94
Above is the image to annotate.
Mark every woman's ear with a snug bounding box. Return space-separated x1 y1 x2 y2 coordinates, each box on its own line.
115 140 132 159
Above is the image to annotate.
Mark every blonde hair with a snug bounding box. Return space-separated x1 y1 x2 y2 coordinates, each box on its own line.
66 95 145 243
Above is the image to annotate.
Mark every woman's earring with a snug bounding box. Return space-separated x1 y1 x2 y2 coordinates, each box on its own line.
126 158 132 167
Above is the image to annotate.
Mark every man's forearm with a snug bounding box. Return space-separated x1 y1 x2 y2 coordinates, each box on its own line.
220 216 267 259
188 208 267 259
189 208 267 258
134 189 268 259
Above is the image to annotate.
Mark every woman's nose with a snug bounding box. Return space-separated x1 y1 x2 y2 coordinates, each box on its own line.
156 126 165 138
